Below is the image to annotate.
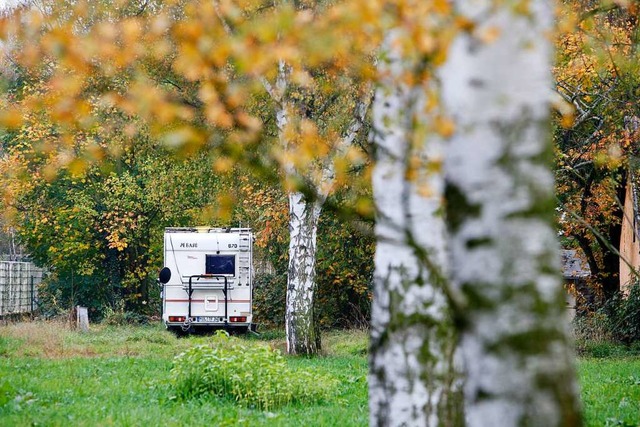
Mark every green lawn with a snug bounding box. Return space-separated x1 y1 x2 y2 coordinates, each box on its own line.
579 358 640 427
0 321 638 426
0 322 368 427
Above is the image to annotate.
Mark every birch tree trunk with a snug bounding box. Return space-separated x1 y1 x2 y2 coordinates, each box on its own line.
285 191 323 354
269 60 321 355
440 0 583 424
216 9 328 355
273 67 322 355
369 32 461 426
273 59 370 355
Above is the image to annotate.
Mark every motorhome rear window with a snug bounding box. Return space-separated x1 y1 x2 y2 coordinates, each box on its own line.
205 255 236 276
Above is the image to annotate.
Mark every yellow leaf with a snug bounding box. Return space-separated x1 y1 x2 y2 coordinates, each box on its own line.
68 158 87 177
434 116 456 138
476 26 502 44
0 109 23 128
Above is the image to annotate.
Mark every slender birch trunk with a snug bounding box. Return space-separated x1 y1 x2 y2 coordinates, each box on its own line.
440 0 583 424
272 59 371 355
369 32 461 426
273 67 323 355
285 191 323 354
216 8 328 355
272 64 323 355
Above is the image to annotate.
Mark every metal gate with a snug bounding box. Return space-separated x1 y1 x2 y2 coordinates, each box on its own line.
0 261 45 316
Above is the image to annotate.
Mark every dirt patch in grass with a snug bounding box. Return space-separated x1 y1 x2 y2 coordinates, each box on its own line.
0 320 186 359
1 321 69 358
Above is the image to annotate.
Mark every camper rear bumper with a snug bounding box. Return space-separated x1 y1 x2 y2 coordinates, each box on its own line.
165 322 252 328
164 316 252 328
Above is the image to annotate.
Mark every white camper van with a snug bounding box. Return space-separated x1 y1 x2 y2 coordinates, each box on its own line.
158 227 254 333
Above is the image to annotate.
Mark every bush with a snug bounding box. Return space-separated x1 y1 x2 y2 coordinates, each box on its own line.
315 215 373 329
37 274 113 320
572 311 614 344
602 282 640 344
102 302 149 326
576 340 629 358
252 273 287 329
572 281 640 355
169 331 337 409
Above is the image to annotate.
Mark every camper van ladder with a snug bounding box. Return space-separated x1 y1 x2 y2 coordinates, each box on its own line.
187 274 229 326
239 231 251 251
238 231 251 286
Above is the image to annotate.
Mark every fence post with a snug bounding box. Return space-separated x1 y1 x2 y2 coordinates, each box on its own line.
77 306 89 332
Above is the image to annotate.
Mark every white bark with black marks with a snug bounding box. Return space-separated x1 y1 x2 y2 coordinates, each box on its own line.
441 0 582 424
285 191 322 354
369 31 461 427
273 58 371 355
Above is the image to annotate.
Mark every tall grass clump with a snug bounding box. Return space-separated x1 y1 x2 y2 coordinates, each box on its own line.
169 331 337 409
602 282 640 344
572 282 640 357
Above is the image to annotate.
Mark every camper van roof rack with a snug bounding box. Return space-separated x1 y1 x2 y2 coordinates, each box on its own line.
165 227 252 233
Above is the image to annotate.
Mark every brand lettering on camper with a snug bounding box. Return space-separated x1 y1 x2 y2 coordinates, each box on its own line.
180 242 198 248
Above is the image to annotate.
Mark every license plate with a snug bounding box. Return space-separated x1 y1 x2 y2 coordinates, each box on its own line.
196 316 224 323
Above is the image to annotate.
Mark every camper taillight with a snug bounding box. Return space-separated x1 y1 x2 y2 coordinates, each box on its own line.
230 316 247 323
169 316 186 322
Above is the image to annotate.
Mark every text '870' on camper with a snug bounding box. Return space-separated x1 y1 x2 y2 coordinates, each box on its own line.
158 227 254 334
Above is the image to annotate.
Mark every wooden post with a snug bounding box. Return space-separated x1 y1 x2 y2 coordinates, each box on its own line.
76 306 89 332
30 276 34 313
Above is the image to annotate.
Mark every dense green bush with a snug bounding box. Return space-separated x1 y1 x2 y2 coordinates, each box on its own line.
169 331 337 409
603 282 640 344
572 311 614 344
315 214 374 329
37 272 160 322
252 273 287 329
573 282 640 356
37 273 116 320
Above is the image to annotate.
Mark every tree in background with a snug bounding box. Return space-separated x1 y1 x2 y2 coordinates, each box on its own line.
555 0 640 303
211 1 373 354
0 76 221 315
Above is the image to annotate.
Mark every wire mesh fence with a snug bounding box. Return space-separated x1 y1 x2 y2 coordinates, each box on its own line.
0 261 45 317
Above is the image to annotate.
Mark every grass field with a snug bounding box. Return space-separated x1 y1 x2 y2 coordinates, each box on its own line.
0 321 638 426
579 358 640 426
0 322 368 427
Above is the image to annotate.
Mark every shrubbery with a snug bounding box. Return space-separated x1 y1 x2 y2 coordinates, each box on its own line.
102 303 150 326
602 282 640 344
169 331 337 409
252 273 287 329
573 281 640 356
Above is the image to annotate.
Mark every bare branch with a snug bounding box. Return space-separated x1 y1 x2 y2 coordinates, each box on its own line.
317 86 373 197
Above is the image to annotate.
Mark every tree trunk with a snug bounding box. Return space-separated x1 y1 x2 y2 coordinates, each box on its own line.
599 171 625 300
574 168 625 303
285 191 322 355
273 58 369 355
369 32 461 427
441 0 583 424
